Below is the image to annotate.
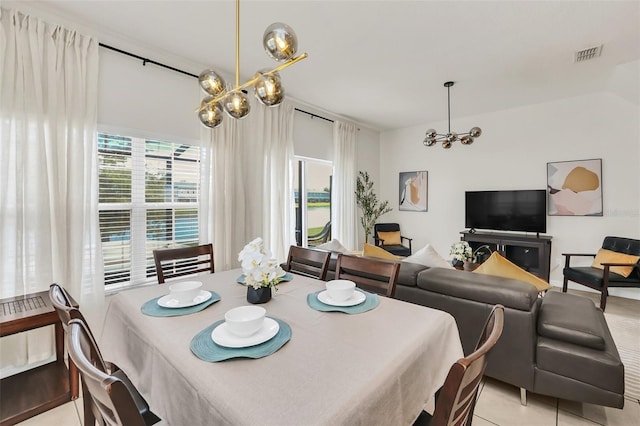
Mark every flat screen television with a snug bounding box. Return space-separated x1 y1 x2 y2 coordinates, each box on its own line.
465 190 547 234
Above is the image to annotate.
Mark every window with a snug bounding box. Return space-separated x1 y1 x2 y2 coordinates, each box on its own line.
98 133 200 288
293 157 332 247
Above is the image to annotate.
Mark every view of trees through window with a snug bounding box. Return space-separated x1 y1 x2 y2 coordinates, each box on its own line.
294 158 333 247
98 133 200 287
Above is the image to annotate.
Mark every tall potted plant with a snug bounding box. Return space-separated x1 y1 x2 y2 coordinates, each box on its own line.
355 171 392 243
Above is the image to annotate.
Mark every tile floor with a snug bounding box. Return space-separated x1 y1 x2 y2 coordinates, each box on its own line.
16 289 640 426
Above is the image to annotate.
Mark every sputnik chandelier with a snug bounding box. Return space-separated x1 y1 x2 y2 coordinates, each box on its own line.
423 81 481 149
197 0 308 128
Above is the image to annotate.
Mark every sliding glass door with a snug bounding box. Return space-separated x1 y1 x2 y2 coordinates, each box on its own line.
294 158 333 247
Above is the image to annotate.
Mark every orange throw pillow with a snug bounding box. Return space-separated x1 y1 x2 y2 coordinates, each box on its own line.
474 252 551 292
591 248 639 278
377 231 401 245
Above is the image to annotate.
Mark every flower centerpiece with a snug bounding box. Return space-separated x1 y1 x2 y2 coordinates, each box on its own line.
450 241 473 267
238 237 286 304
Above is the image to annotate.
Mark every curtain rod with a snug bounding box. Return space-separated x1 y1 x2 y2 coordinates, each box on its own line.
294 108 334 123
98 43 339 126
99 43 199 78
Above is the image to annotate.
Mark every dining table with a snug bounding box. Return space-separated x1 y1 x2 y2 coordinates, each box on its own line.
100 268 464 426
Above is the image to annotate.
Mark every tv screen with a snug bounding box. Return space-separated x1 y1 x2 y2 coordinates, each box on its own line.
465 190 547 233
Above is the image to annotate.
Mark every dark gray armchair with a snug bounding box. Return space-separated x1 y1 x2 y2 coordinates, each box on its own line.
563 236 640 311
373 223 412 257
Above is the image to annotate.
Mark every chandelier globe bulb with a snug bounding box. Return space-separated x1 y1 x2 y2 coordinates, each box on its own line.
199 98 224 128
254 70 284 106
469 127 482 138
263 22 298 62
442 140 452 149
199 70 226 97
223 91 251 119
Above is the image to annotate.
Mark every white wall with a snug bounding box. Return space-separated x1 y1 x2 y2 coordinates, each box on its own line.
379 91 640 299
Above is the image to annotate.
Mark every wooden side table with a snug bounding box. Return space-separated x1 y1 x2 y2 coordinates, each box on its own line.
0 290 79 425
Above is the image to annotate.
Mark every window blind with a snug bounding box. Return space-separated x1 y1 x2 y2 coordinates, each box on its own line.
98 133 200 288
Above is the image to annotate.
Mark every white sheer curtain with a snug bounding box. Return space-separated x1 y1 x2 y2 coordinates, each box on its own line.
331 121 358 250
200 98 295 269
0 8 102 371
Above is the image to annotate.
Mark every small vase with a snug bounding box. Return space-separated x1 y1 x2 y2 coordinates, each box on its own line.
247 286 272 304
452 259 464 270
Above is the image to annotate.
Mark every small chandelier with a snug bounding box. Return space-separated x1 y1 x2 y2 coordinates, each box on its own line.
197 0 308 128
423 81 481 149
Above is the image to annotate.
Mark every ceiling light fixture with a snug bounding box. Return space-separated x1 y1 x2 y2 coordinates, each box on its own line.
196 0 308 128
423 81 481 149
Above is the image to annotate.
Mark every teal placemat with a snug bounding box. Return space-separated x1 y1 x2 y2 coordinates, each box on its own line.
307 290 379 314
236 272 294 285
141 291 220 317
190 317 291 362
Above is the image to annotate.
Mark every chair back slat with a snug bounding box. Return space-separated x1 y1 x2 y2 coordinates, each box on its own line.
430 305 504 426
334 254 400 297
286 246 331 280
153 243 214 284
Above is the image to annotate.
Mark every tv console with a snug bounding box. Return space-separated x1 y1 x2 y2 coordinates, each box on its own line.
461 231 552 281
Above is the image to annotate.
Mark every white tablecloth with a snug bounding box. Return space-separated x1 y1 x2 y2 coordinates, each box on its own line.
100 269 463 426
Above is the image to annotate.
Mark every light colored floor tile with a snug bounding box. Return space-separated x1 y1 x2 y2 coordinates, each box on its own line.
73 396 85 423
558 398 640 426
473 415 500 425
558 409 602 425
16 401 80 426
474 378 558 426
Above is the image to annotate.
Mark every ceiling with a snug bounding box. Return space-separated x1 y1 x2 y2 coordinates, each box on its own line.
10 1 640 131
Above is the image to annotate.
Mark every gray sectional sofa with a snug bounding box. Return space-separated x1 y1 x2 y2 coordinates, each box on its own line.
319 250 625 408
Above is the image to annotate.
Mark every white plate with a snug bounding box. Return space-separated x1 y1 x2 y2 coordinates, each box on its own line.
157 290 212 309
317 289 366 307
211 318 280 348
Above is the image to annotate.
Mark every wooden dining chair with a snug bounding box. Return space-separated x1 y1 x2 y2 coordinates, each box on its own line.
285 245 332 280
333 254 400 297
414 305 505 426
67 318 163 426
153 243 214 284
49 284 160 426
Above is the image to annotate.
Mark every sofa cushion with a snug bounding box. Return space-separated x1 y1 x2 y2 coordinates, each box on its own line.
396 261 428 288
474 252 551 292
591 248 639 278
315 239 350 254
562 266 640 288
538 292 605 350
363 243 401 261
417 268 538 311
377 231 401 245
402 244 454 269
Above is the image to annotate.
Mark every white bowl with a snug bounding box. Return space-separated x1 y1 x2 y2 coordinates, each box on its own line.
326 279 356 302
169 281 202 304
224 306 266 337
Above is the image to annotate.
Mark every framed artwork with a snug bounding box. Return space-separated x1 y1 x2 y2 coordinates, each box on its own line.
547 159 602 216
399 171 428 212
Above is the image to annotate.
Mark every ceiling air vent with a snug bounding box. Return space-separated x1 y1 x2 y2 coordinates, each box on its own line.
574 45 603 63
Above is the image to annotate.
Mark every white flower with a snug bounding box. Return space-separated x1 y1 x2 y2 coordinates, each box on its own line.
238 238 286 290
450 241 473 262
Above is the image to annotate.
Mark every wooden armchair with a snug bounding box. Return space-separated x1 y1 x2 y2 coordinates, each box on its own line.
374 223 412 257
50 284 160 426
414 305 505 426
563 236 640 311
285 245 332 280
67 318 162 426
334 254 400 297
153 243 214 284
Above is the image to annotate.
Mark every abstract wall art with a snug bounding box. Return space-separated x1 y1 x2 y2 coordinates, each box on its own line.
399 171 428 212
547 159 602 216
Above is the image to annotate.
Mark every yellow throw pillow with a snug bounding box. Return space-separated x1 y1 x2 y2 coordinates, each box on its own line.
363 243 401 261
591 248 639 278
474 252 551 292
377 231 401 245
